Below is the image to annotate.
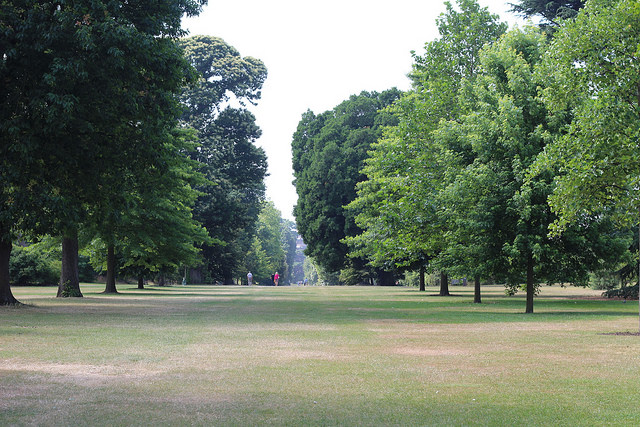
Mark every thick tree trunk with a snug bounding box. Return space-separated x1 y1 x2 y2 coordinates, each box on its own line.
439 272 450 296
137 276 144 289
526 253 534 314
189 267 203 284
0 237 20 305
223 272 234 285
474 275 482 304
376 269 395 286
419 266 425 292
58 230 82 298
103 244 117 293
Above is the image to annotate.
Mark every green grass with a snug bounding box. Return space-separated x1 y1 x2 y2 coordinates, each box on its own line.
1 284 639 426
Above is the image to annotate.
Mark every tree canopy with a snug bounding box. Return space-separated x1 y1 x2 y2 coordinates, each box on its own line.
178 35 269 285
292 89 402 283
345 0 507 291
1 0 206 303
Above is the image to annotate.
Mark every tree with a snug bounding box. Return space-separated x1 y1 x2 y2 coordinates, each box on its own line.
1 0 206 301
345 0 507 294
85 128 210 293
178 35 268 284
510 0 585 29
280 219 299 285
244 201 294 285
442 27 629 313
531 0 640 324
292 89 402 283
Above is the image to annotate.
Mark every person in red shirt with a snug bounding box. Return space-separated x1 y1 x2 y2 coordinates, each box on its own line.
274 272 280 286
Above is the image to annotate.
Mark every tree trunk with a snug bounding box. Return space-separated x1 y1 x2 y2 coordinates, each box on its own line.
223 272 233 285
103 244 118 293
474 275 482 304
526 253 534 314
419 266 425 292
58 230 82 298
189 267 202 284
0 236 20 305
137 275 144 290
376 269 395 286
439 272 450 296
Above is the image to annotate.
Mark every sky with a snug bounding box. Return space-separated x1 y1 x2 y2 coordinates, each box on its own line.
183 1 526 220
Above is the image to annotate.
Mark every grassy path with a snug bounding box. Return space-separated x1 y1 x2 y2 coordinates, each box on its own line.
1 284 639 426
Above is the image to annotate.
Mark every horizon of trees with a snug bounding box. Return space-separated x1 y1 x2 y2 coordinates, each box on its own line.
0 1 295 304
3 0 638 320
291 0 639 315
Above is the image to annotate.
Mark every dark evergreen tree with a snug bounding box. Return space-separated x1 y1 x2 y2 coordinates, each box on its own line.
292 89 402 283
510 0 585 30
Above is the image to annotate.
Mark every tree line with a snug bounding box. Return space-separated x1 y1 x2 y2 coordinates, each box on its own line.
1 1 298 304
292 0 640 313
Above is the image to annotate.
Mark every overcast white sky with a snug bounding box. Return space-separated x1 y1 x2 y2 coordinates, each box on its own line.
183 1 525 220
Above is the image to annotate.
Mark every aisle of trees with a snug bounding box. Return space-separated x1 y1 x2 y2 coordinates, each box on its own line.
0 1 293 304
291 0 639 312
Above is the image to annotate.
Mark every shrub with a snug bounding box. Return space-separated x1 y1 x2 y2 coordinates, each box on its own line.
9 244 60 285
603 284 639 300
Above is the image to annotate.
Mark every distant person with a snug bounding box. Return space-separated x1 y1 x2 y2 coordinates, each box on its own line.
247 271 253 286
271 274 275 286
303 278 308 286
274 272 280 286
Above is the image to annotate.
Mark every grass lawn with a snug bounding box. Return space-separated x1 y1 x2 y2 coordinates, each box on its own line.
1 284 639 426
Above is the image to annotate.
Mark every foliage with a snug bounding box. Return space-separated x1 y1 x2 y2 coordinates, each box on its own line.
178 35 268 284
346 0 507 274
528 0 640 319
441 27 629 312
303 257 320 285
509 0 585 30
604 284 639 300
244 201 297 285
532 0 640 230
9 243 59 286
1 0 206 300
292 88 402 278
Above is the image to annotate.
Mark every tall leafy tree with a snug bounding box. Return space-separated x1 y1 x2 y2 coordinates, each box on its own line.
85 129 210 293
178 35 268 284
244 201 291 285
292 89 402 284
531 0 640 322
510 0 585 28
1 0 206 300
346 0 506 294
442 27 628 313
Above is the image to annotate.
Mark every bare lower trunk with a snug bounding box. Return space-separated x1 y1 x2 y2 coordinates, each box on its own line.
376 269 395 286
0 237 20 305
419 267 425 292
474 275 482 304
526 253 534 314
103 244 117 293
223 272 233 285
58 230 82 298
137 276 144 290
439 272 450 296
